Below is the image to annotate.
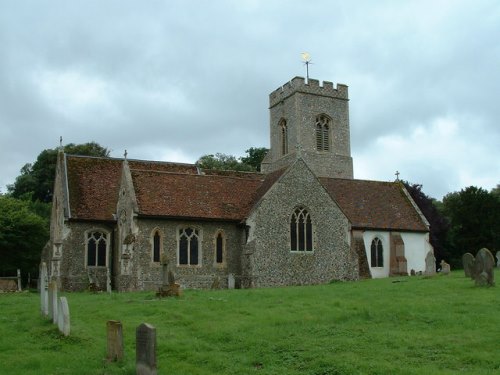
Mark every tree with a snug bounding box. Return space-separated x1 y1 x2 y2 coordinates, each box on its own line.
240 147 269 172
442 186 500 266
0 195 49 278
196 147 268 172
8 141 110 203
402 181 450 266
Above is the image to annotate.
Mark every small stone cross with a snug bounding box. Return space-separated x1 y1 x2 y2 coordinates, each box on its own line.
395 171 400 181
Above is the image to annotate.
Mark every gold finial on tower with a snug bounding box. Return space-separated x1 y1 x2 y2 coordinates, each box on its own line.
301 52 312 81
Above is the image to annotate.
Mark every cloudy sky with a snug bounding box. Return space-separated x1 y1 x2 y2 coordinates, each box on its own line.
1 0 499 200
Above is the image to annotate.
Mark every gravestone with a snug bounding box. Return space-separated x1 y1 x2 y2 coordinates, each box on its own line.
462 253 475 279
496 251 500 268
57 297 70 336
107 320 124 362
424 250 436 276
211 276 221 289
474 248 495 287
106 268 112 294
48 281 58 322
440 260 451 275
40 263 48 316
228 273 235 289
136 323 157 375
17 269 22 291
156 257 181 297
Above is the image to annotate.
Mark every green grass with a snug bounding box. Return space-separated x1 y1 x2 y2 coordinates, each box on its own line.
1 270 499 374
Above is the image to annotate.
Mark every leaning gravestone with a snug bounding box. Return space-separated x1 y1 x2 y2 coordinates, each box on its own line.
57 297 70 336
474 248 495 287
462 253 475 279
107 320 124 362
424 250 436 276
440 260 451 275
136 323 157 375
40 263 48 316
496 251 500 268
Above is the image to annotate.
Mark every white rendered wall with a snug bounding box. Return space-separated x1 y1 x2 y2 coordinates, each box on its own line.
363 231 431 278
363 231 390 278
401 232 432 274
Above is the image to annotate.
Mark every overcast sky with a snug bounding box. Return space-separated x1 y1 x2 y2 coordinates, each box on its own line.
1 0 499 200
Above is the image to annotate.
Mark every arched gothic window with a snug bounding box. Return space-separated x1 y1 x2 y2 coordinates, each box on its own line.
315 114 331 151
279 119 288 156
290 207 313 252
86 231 108 267
178 227 200 266
152 229 162 263
215 231 225 265
371 237 383 267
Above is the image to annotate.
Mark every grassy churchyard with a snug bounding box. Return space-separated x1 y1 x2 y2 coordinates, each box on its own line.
1 271 499 375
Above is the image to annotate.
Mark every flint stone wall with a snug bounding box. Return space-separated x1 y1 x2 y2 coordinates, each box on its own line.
245 158 357 287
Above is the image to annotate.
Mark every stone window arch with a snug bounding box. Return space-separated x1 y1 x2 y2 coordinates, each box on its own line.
151 228 163 263
279 118 288 156
315 114 331 152
371 237 384 267
177 227 201 266
214 230 226 266
290 207 313 252
85 230 109 267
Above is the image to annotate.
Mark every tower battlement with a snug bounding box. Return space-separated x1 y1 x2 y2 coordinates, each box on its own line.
269 76 348 108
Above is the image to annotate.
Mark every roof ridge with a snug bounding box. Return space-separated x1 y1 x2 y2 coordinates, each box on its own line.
130 168 265 181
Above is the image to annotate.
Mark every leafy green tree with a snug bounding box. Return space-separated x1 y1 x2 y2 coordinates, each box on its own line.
240 147 269 172
8 141 110 203
0 195 49 278
442 186 500 265
402 182 450 266
196 147 268 172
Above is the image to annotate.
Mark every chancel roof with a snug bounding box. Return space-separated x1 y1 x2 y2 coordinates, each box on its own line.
319 178 428 232
63 155 428 231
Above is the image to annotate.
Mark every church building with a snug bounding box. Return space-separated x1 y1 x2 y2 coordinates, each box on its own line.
43 76 433 291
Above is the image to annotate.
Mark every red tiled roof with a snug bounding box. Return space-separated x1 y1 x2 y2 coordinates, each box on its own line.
66 156 121 221
131 170 265 221
319 178 428 232
65 155 200 221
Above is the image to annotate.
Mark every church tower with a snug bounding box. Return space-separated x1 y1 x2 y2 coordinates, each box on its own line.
261 76 353 179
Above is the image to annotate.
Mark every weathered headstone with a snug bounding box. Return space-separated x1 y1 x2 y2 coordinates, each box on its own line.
462 253 475 279
473 248 495 287
424 250 436 276
440 260 451 275
57 296 70 336
48 281 58 322
17 269 22 291
156 257 182 297
496 251 500 268
106 268 112 294
211 276 221 289
40 262 48 316
107 320 124 362
136 323 157 375
228 273 235 289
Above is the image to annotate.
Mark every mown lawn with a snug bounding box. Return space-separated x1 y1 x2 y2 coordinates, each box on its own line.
1 270 499 375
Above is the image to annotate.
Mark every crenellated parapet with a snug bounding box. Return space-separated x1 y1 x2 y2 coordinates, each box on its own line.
269 76 348 108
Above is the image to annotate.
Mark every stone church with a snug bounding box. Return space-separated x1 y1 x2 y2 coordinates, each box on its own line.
43 76 433 291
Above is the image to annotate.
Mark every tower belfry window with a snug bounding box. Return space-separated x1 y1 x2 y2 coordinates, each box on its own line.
279 119 288 156
315 115 331 151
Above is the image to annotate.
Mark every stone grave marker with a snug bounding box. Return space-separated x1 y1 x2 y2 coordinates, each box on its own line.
107 320 124 362
440 260 451 275
57 297 70 336
40 262 48 316
211 275 221 289
474 248 495 287
228 273 235 289
496 251 500 268
462 253 475 279
136 323 157 375
48 280 58 322
424 250 436 276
